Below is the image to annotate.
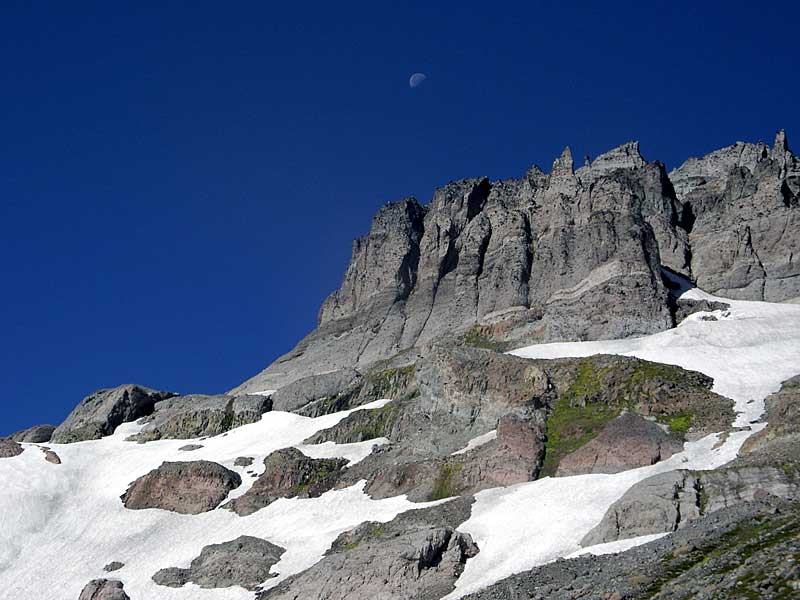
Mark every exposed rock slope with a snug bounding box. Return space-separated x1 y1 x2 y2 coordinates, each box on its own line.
236 132 799 394
52 384 177 443
261 497 478 600
152 536 285 590
121 461 241 514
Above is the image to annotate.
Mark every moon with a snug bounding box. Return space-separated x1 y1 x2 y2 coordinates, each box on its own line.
409 73 427 88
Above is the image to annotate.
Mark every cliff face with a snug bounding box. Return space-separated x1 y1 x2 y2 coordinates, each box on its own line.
671 130 800 301
234 132 798 394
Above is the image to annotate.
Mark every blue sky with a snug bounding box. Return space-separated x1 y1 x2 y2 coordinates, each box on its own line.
2 1 798 435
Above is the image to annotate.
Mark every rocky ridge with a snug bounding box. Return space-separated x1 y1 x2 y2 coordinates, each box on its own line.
235 131 799 395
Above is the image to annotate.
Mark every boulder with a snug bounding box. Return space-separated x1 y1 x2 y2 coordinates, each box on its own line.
556 413 683 476
121 461 241 514
0 438 24 458
102 562 124 572
127 393 270 442
78 579 129 600
152 536 285 590
582 464 800 545
43 449 61 464
52 384 177 443
9 424 55 443
261 497 477 600
225 449 347 516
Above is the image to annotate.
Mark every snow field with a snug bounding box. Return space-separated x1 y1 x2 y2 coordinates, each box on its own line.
444 287 800 598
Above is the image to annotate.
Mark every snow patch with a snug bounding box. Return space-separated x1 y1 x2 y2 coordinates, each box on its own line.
451 430 497 456
444 287 800 599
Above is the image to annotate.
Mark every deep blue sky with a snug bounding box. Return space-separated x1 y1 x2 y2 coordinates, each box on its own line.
2 1 798 435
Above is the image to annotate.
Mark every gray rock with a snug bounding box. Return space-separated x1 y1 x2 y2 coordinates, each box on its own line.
234 456 254 467
52 384 177 443
0 438 24 458
670 130 800 301
225 448 347 516
43 449 61 464
178 444 203 451
582 464 800 545
126 393 270 442
233 142 678 395
556 413 683 476
152 536 285 590
78 579 129 600
268 368 362 413
102 562 124 572
741 374 800 457
463 499 800 600
673 298 730 324
9 424 55 443
121 461 241 514
261 497 478 600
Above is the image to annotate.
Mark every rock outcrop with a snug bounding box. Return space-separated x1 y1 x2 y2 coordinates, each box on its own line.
233 132 798 396
464 500 800 600
670 130 800 301
127 393 270 442
234 143 683 394
306 348 731 499
52 384 177 443
741 374 800 458
261 497 478 600
555 413 683 476
582 464 800 545
0 438 24 458
9 424 55 443
152 536 285 590
225 448 348 516
78 579 130 600
121 461 241 514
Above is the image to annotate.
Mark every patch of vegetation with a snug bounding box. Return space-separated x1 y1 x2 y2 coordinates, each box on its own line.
349 404 400 442
540 395 620 477
641 507 800 599
290 459 345 496
658 411 693 435
464 326 508 352
430 463 463 500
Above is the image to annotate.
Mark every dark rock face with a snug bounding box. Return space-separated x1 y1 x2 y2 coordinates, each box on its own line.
582 464 800 545
121 461 241 514
51 384 177 443
0 438 24 458
555 413 683 476
234 456 254 467
78 579 130 600
261 497 478 600
670 130 800 301
225 448 348 516
673 298 730 324
126 393 270 442
9 424 55 443
152 536 285 590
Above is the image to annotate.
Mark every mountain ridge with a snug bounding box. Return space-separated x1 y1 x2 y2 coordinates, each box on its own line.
233 130 799 396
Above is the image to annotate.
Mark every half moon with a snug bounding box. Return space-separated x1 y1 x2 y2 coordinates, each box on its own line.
409 73 427 88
